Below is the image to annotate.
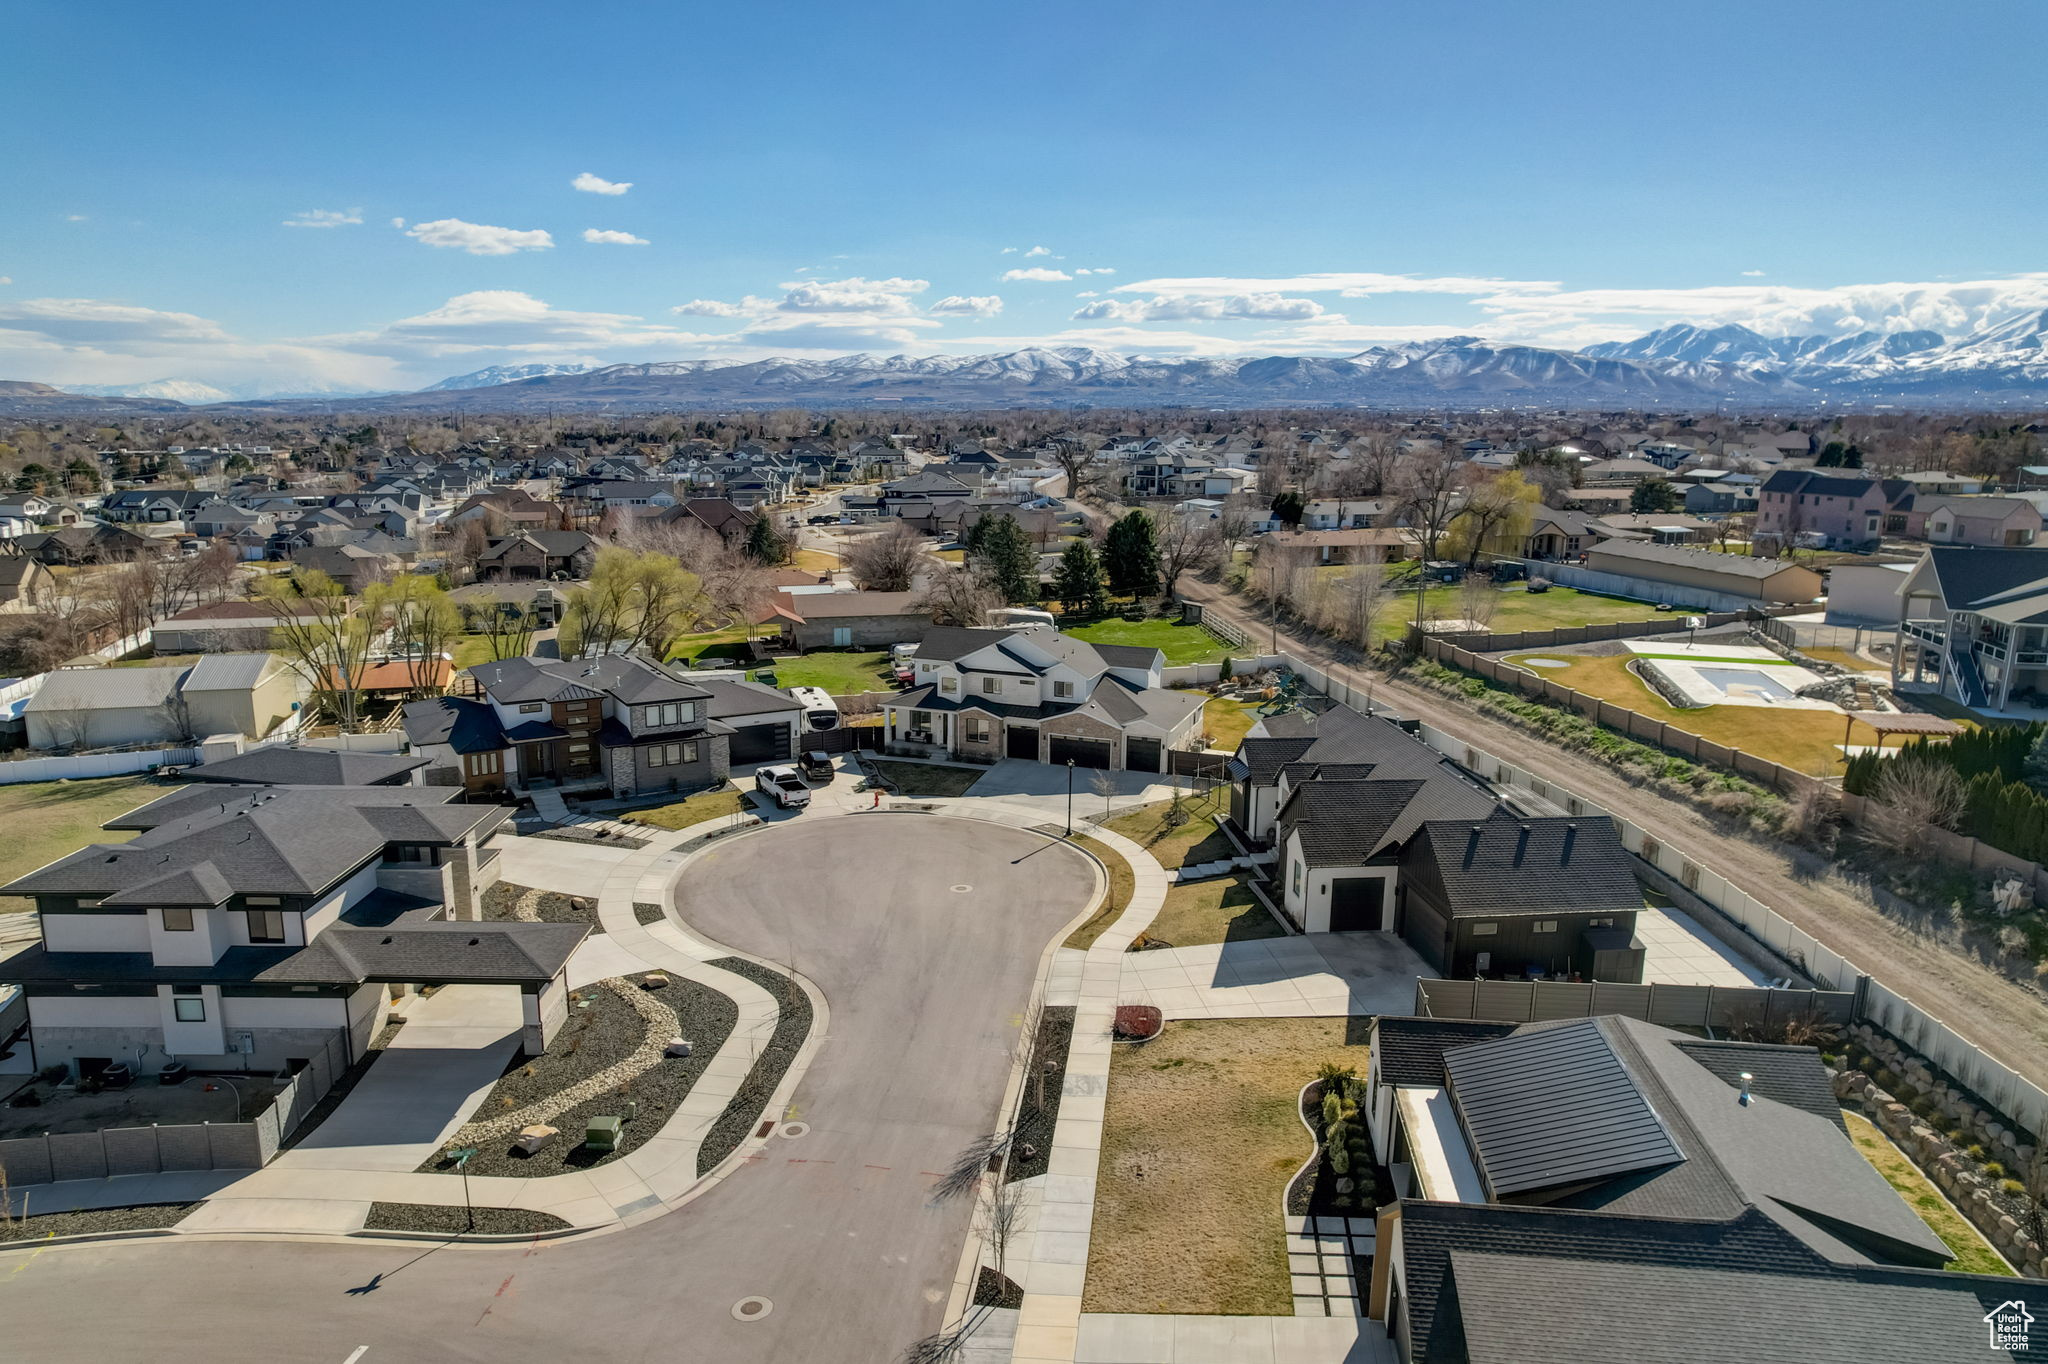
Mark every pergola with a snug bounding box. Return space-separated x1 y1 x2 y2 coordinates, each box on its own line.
1841 709 1965 755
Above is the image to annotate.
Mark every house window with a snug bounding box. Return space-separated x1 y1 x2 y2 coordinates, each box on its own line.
648 742 700 767
173 990 206 1023
519 702 543 714
162 907 194 932
1054 680 1074 699
940 677 958 694
832 627 853 647
645 702 696 728
1291 860 1302 896
982 677 1000 694
1470 922 1499 936
387 844 432 864
466 751 502 777
569 742 591 753
1588 917 1616 928
966 718 991 742
246 910 286 944
1533 920 1558 934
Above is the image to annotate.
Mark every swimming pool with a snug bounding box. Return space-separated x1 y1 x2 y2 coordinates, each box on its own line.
1693 666 1796 701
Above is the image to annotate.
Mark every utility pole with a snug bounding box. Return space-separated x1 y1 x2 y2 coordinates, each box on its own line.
1064 759 1075 837
1266 561 1278 657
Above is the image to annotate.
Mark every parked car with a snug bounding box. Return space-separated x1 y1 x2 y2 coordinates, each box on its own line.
806 514 837 525
755 765 812 809
797 750 834 782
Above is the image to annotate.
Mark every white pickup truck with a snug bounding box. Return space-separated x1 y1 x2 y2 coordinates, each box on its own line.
754 764 813 809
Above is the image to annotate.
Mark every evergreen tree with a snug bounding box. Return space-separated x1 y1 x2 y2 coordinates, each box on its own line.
743 514 789 565
1270 489 1306 527
1630 478 1680 513
1052 539 1108 615
973 513 1039 604
1103 510 1161 599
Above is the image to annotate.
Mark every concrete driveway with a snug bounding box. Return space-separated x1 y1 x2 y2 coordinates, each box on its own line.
493 832 634 895
0 815 1101 1364
1123 931 1433 1019
963 756 1182 823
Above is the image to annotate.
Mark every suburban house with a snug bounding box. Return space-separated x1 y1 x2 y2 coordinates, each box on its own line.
1231 704 1644 975
1355 1013 2015 1363
100 489 214 527
1520 508 1596 561
13 523 159 566
181 746 430 787
448 488 560 529
23 653 307 752
1682 477 1760 515
1823 560 1913 628
1583 539 1824 606
473 530 596 582
404 656 804 796
883 625 1205 772
1913 495 2038 548
1893 545 2048 711
1755 470 1888 550
0 552 56 612
154 599 325 654
665 497 755 545
757 588 934 651
0 783 588 1081
1255 527 1419 570
1303 498 1398 530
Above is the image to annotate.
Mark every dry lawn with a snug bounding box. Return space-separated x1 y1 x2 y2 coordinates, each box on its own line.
1063 834 1134 950
1086 1018 1361 1315
0 775 162 912
1104 793 1233 870
621 785 751 831
1143 873 1287 948
1503 651 1874 777
1200 695 1258 751
1843 1110 2010 1276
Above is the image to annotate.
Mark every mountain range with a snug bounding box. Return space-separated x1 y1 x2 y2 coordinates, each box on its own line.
9 311 2048 413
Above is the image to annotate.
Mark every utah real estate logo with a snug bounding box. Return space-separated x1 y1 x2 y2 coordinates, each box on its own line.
1984 1300 2033 1352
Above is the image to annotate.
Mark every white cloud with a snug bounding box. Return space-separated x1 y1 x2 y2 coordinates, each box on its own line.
283 208 363 229
322 290 720 360
944 326 1251 357
572 172 632 196
777 276 928 314
0 277 11 287
1024 245 1054 258
1074 290 1099 299
1000 246 1018 255
1074 293 1325 322
1113 271 1559 298
582 228 650 246
929 295 1003 317
403 218 554 256
673 299 751 318
1471 275 2048 340
739 317 938 350
1073 267 1116 276
64 214 88 223
1002 267 1072 283
1741 270 1766 277
390 217 407 229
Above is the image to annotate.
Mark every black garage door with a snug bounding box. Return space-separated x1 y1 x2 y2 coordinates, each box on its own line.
1048 736 1113 770
1006 726 1039 760
1124 737 1162 773
1329 876 1385 932
728 721 792 765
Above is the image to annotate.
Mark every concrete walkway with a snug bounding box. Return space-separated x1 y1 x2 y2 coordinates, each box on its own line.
1120 934 1433 1020
1074 1313 1395 1363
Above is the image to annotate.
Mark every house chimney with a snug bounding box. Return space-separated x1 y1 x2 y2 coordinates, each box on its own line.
1561 822 1578 863
1514 823 1530 866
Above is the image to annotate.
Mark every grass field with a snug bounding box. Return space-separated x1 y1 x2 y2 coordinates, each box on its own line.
1143 873 1287 948
1843 1110 2010 1275
790 548 839 574
1063 617 1234 665
110 653 201 671
1103 793 1232 870
620 785 752 832
1063 833 1135 950
1374 584 1664 642
757 649 892 694
0 775 161 912
1502 650 1871 776
1803 645 1880 672
864 760 985 798
1085 1018 1359 1314
1199 695 1258 750
666 622 758 666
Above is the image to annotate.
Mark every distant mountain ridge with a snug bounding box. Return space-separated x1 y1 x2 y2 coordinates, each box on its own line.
9 312 2048 413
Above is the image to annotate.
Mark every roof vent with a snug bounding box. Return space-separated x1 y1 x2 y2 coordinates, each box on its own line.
1738 1071 1754 1106
380 936 394 945
469 937 480 946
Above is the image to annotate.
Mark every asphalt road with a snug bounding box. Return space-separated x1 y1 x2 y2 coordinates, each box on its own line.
0 815 1097 1364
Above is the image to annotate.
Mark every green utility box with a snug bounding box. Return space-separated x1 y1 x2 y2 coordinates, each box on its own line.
585 1116 624 1152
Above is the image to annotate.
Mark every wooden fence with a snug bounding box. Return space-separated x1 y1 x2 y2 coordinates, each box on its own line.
1421 636 1830 799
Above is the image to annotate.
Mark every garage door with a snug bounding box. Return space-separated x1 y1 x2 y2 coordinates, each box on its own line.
728 721 791 765
1124 737 1162 773
1329 877 1385 932
1006 726 1039 760
1048 736 1113 770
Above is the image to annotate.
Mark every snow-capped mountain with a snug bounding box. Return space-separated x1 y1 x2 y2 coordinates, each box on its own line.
68 378 234 404
422 362 597 391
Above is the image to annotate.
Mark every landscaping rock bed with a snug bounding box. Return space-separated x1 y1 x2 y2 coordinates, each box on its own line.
1286 1077 1394 1219
362 1203 574 1236
633 902 665 926
423 976 736 1180
697 957 812 1175
483 882 605 935
529 826 649 851
0 1202 196 1242
1004 1006 1075 1185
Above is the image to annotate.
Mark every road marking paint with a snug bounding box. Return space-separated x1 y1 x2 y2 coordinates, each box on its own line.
343 1348 370 1364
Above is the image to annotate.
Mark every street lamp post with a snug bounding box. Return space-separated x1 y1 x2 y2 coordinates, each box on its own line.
1266 562 1279 657
1064 759 1075 836
446 1145 479 1231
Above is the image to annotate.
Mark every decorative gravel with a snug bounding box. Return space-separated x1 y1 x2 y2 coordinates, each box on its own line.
529 826 649 851
697 957 813 1175
1005 1006 1075 1184
422 975 736 1179
0 1202 196 1241
633 902 665 926
483 882 605 935
362 1202 573 1236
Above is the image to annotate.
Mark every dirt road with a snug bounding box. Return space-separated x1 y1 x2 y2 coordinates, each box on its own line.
1184 581 2048 1091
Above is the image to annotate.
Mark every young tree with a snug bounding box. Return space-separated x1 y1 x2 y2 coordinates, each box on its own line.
258 569 378 731
1103 510 1161 599
974 513 1040 605
845 522 926 592
1051 539 1108 615
479 597 537 664
1338 561 1387 651
562 546 704 659
1859 755 1966 849
378 574 462 695
1630 478 1680 513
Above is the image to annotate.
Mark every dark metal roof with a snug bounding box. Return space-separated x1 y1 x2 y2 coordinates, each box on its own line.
1443 1017 1686 1199
1372 1016 1519 1087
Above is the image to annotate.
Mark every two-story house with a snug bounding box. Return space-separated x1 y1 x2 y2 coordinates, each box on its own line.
1754 470 1888 550
473 530 596 582
882 625 1205 772
1894 545 2048 712
405 656 804 796
0 783 591 1082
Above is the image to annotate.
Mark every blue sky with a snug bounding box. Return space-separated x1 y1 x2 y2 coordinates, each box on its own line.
5 1 2045 394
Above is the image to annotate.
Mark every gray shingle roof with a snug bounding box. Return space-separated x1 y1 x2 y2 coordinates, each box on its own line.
1672 1040 1845 1132
472 654 709 707
183 747 430 787
1404 812 1642 917
1587 538 1814 581
1370 1016 1518 1087
1923 545 2048 613
402 696 506 754
696 677 804 718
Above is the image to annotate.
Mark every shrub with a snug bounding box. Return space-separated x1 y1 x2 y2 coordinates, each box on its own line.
1330 1147 1350 1176
1983 1161 2007 1180
1873 1068 1899 1093
1322 1092 1342 1127
2003 1179 2027 1198
1966 1144 1989 1162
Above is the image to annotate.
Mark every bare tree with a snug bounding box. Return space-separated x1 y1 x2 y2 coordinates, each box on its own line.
1859 756 1966 849
1050 443 1102 503
1338 561 1387 650
1153 511 1221 599
917 563 1001 627
845 522 926 592
1390 444 1467 563
1455 572 1501 631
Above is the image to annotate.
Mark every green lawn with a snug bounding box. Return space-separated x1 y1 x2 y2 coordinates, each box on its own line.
758 649 893 694
0 775 162 913
667 622 759 666
1063 617 1234 665
1104 793 1233 870
1141 873 1287 948
620 784 752 832
1199 695 1258 751
1377 583 1662 641
110 653 201 670
863 760 985 798
1843 1111 2010 1275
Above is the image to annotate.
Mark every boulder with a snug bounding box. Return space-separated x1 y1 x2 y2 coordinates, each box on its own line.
664 1037 693 1058
641 972 671 990
514 1124 559 1154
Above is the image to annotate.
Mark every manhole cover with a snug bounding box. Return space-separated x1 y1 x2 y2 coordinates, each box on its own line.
951 884 972 893
778 1121 811 1139
731 1296 774 1322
